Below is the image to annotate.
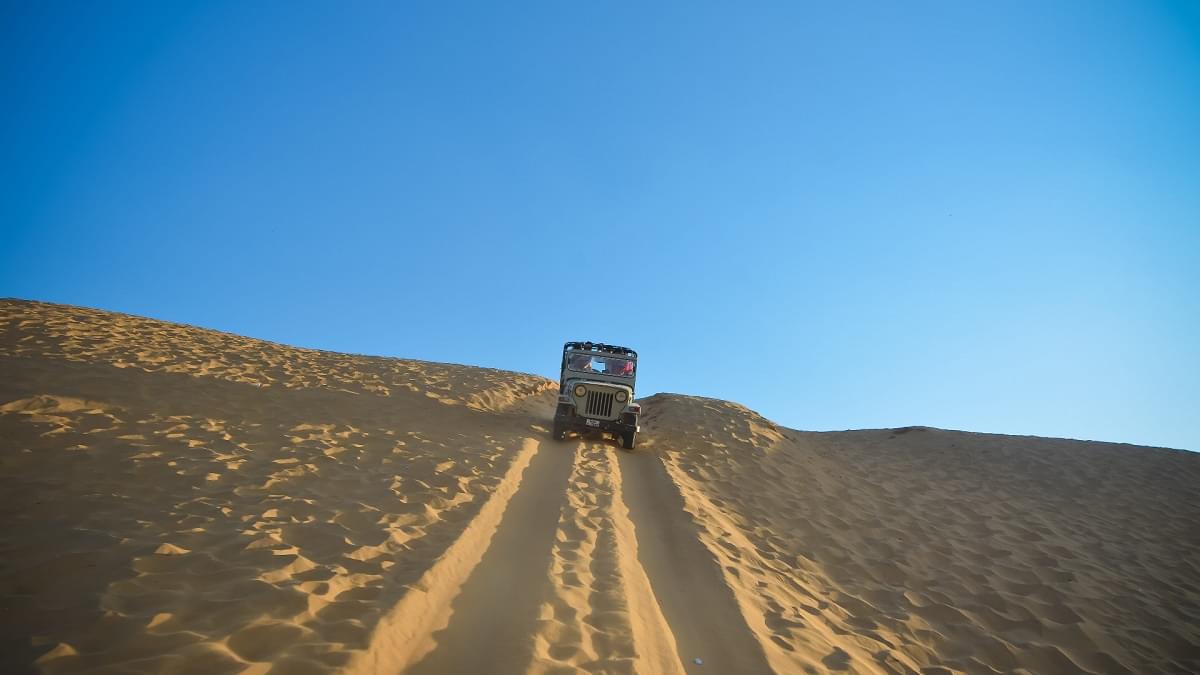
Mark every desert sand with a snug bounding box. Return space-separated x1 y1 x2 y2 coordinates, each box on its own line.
2 299 1198 674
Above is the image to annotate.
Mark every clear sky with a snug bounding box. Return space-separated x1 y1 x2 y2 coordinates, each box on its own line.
3 2 1198 451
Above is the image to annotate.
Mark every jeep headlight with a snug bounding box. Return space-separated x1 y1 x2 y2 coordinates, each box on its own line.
616 390 628 402
573 384 587 397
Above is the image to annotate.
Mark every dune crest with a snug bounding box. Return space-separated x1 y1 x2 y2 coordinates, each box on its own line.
2 299 1198 674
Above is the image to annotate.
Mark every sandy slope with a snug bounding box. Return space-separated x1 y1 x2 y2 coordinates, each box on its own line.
2 299 1198 674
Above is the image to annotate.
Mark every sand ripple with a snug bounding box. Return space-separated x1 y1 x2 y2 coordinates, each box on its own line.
639 393 1200 674
4 300 1198 675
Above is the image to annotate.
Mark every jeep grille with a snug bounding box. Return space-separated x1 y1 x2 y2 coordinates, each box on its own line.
586 390 615 418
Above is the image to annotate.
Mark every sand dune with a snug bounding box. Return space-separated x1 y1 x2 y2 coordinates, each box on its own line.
2 299 1198 674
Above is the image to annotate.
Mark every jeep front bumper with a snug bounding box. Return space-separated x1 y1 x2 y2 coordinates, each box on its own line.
555 405 639 435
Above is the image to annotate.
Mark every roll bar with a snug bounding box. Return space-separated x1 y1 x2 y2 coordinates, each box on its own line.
563 341 638 359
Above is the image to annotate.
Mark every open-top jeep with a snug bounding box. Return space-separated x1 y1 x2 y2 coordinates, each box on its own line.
553 341 640 449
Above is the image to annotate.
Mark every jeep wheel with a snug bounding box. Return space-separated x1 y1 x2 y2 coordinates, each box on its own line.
553 420 566 441
620 431 636 450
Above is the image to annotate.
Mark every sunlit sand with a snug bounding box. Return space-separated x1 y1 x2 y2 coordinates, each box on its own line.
2 299 1197 674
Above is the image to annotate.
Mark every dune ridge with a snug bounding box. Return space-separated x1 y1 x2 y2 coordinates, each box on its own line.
2 299 1198 674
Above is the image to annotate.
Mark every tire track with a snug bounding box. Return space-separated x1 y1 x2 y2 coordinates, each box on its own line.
344 438 544 675
609 449 689 675
656 455 873 674
530 441 686 675
616 449 775 674
373 431 774 675
406 436 575 674
531 441 635 673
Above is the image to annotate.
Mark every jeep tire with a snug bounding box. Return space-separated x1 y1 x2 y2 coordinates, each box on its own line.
620 430 636 450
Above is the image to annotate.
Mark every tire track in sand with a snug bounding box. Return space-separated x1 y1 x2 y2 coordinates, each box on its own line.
345 438 545 674
406 435 576 674
530 441 685 675
616 449 775 674
378 432 770 674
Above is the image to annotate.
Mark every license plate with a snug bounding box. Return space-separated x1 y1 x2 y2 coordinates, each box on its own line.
585 418 600 428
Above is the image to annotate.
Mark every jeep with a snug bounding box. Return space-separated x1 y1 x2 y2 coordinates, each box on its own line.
553 341 640 449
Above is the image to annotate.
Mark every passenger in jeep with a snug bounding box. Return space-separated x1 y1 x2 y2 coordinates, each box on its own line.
605 357 633 376
569 354 592 371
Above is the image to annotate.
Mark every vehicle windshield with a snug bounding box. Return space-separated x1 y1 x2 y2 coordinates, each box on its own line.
565 353 635 377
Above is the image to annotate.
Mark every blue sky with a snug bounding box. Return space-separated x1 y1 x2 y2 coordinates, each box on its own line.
3 2 1198 451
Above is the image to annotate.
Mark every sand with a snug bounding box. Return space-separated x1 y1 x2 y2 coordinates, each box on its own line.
1 299 1198 674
